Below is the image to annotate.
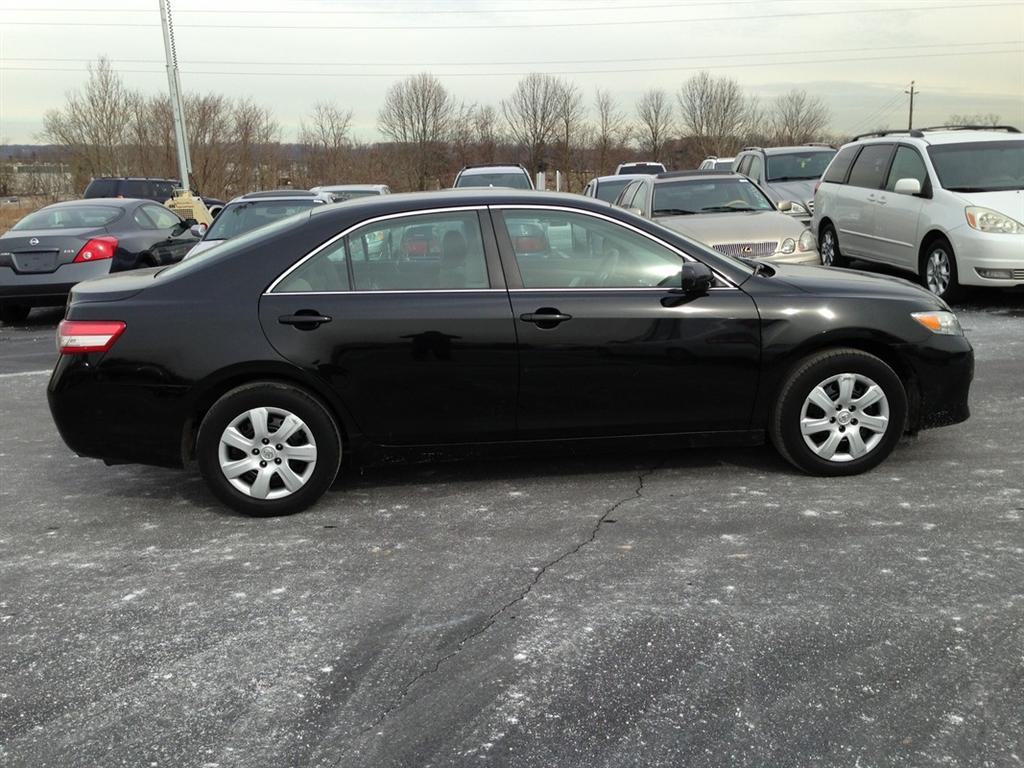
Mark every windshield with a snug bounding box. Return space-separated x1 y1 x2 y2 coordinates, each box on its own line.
927 140 1024 192
456 173 531 189
766 150 836 182
205 199 318 240
12 204 122 230
653 178 775 216
594 178 633 202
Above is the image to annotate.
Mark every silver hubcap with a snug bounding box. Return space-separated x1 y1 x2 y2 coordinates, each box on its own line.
925 249 951 295
821 231 835 266
218 407 318 500
800 373 890 462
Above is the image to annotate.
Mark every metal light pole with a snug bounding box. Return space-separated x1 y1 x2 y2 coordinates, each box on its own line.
159 0 191 193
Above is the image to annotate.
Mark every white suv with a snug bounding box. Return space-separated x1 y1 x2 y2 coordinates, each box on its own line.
813 126 1024 300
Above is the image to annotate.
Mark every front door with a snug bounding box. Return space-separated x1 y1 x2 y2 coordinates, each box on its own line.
260 207 518 445
492 207 761 438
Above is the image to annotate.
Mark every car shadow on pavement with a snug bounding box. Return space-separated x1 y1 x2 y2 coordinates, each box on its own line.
1 306 64 330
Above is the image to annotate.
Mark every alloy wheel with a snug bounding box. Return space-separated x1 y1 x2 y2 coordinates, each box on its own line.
925 248 952 296
800 372 890 462
820 230 836 266
217 406 318 499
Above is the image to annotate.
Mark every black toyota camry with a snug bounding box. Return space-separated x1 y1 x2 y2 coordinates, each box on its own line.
0 198 200 323
47 190 973 516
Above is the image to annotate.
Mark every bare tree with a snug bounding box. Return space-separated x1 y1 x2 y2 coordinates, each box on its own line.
594 89 629 175
449 102 479 171
299 102 354 185
378 73 455 190
553 81 587 190
769 89 831 145
635 89 674 162
473 105 502 165
947 112 1002 127
676 71 757 157
502 73 563 173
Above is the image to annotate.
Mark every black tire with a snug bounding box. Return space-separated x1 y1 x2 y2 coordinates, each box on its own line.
196 382 342 516
919 236 961 303
0 304 30 324
770 348 907 476
819 223 847 268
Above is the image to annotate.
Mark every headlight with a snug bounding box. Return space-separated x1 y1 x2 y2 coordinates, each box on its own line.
797 229 817 252
779 238 796 254
911 311 963 335
965 206 1024 234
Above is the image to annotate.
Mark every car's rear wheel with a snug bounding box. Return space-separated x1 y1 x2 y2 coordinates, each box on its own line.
819 223 847 268
770 349 907 476
0 304 30 324
196 382 341 516
920 237 961 302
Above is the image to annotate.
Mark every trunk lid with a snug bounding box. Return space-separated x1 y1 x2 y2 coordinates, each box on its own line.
0 227 106 274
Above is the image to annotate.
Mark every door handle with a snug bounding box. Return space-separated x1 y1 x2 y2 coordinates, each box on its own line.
279 312 332 330
520 309 572 328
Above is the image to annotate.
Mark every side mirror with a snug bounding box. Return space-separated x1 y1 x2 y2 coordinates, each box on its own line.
680 262 714 293
183 217 198 226
777 200 793 212
189 223 208 238
894 178 922 196
778 200 809 216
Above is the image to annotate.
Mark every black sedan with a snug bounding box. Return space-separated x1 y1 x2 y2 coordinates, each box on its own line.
47 190 973 516
0 198 200 323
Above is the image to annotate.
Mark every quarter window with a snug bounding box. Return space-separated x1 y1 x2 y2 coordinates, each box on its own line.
736 156 752 175
501 209 684 289
822 145 860 184
885 147 928 191
142 204 184 229
846 144 894 189
748 155 764 180
275 210 489 293
632 182 650 214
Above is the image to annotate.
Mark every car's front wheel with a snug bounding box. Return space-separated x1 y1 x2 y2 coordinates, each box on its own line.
920 237 961 302
196 382 342 516
770 349 907 476
0 303 30 324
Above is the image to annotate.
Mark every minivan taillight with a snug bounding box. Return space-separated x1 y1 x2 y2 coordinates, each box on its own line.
74 236 118 263
58 320 126 354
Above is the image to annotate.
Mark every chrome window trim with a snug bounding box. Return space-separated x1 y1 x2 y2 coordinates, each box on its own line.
269 288 506 296
493 203 739 289
265 205 488 294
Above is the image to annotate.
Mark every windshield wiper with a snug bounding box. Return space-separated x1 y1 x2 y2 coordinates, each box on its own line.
652 208 695 216
944 185 1017 193
699 205 757 213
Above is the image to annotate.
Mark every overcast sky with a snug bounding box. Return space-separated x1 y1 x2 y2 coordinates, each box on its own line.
0 0 1022 144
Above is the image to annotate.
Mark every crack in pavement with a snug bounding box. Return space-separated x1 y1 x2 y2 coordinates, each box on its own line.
351 463 661 747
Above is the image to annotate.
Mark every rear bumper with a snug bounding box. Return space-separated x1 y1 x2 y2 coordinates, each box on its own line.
0 260 112 306
902 334 974 431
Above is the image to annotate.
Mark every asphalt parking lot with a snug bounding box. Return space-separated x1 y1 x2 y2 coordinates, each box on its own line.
2 285 1023 768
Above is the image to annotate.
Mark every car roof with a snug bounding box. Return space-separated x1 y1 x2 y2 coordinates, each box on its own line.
312 184 387 191
852 129 1024 146
90 177 179 182
654 170 740 182
43 197 142 208
459 165 527 175
590 173 647 184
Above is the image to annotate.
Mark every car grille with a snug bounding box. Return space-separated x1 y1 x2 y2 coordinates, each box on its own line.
1014 269 1024 280
713 241 777 258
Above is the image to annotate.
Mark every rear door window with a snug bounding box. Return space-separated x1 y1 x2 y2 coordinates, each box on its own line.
822 145 860 184
143 204 184 230
846 144 894 189
121 180 153 199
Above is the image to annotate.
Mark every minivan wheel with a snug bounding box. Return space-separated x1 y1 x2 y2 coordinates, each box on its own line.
819 224 847 268
196 382 341 516
770 349 907 476
0 303 31 324
920 238 961 302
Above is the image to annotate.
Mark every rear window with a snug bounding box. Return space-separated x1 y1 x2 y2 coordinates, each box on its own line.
822 145 860 184
84 179 117 198
12 205 122 230
205 200 318 240
765 150 836 182
594 178 633 202
456 172 531 189
846 144 894 189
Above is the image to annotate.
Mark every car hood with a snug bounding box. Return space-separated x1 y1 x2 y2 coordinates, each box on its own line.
951 188 1024 220
657 210 804 245
766 263 943 304
764 179 817 205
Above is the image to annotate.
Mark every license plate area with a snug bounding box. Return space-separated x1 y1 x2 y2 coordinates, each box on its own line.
13 251 59 273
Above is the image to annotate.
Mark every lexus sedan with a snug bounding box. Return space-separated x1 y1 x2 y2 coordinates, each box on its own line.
48 190 973 516
0 198 200 323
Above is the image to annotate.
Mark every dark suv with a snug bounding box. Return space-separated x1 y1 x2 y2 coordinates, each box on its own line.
84 178 224 217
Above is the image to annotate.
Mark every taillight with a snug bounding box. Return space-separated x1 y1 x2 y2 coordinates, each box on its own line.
58 320 126 354
74 236 118 263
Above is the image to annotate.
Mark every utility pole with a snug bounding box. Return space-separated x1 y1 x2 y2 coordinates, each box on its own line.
906 81 917 131
159 0 191 192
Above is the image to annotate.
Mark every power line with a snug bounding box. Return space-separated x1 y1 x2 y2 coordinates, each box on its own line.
2 48 1019 78
1 2 1019 29
848 92 909 134
0 1 708 13
0 40 1013 69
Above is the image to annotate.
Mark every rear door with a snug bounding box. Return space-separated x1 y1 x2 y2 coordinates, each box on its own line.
259 207 518 445
492 205 761 438
838 143 895 261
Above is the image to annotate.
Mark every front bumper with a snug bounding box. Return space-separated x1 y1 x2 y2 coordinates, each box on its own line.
902 333 974 431
0 260 112 306
948 227 1024 288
